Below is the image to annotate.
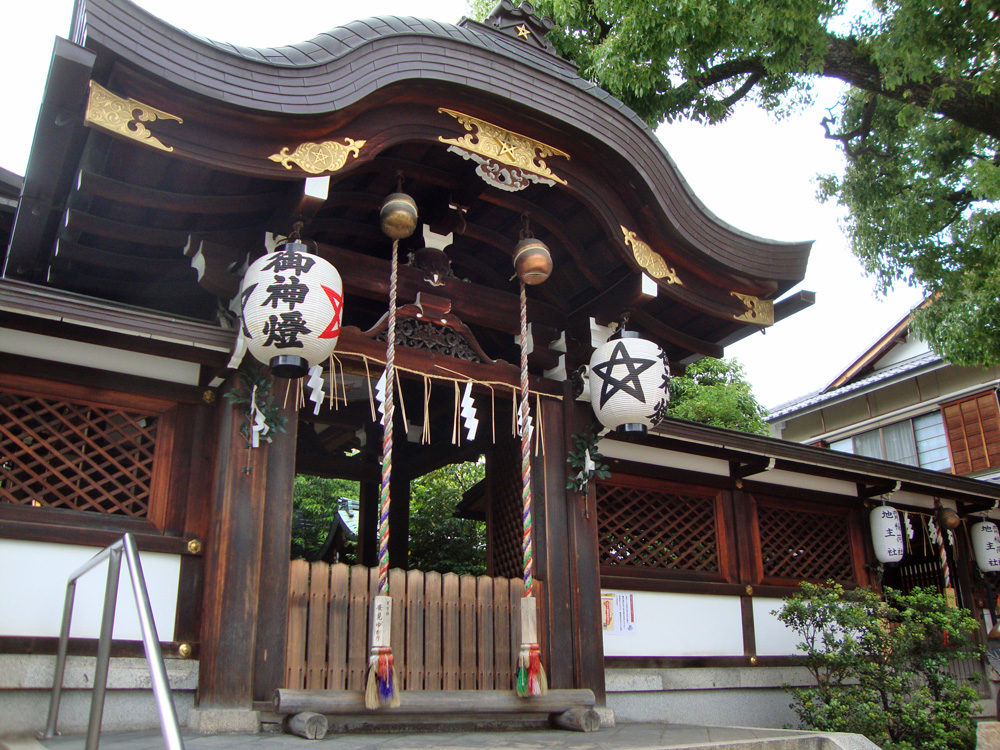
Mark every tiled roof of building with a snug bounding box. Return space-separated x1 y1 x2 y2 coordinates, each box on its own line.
768 350 942 420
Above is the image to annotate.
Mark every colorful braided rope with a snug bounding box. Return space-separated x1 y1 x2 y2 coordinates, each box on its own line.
378 239 398 596
519 281 533 598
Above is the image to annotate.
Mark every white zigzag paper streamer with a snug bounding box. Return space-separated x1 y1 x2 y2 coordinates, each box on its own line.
519 411 533 443
307 365 325 416
903 512 914 539
375 371 388 421
460 382 479 442
250 385 269 448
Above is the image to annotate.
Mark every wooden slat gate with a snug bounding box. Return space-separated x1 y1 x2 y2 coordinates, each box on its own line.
285 562 529 691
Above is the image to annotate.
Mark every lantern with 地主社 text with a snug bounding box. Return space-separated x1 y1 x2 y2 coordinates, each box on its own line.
588 330 668 433
869 505 904 564
971 520 1000 573
239 239 343 379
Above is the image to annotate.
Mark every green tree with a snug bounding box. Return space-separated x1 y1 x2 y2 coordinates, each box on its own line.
471 0 1000 366
777 582 981 749
667 357 770 435
408 461 487 575
291 474 358 561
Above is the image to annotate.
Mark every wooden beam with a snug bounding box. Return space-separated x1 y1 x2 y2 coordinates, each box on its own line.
314 242 566 334
54 237 179 274
730 457 776 480
76 168 290 215
631 308 724 360
857 479 900 500
273 688 596 715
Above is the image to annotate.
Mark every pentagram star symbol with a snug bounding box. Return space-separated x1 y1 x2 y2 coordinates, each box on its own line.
592 341 656 408
498 136 517 158
516 24 531 39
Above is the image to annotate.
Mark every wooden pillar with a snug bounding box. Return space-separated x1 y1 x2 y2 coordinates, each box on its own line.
533 394 574 689
561 394 606 704
197 375 270 709
252 392 299 701
388 471 410 570
357 479 379 567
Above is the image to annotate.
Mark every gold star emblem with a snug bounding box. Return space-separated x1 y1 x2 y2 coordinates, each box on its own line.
497 135 517 158
516 24 531 40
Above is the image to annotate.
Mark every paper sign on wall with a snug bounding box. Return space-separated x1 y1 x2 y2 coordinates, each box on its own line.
601 592 636 633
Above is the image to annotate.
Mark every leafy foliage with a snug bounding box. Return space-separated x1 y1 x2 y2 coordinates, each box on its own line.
408 461 487 575
777 582 981 749
222 364 287 445
566 421 611 492
666 357 770 435
470 0 1000 366
291 474 358 561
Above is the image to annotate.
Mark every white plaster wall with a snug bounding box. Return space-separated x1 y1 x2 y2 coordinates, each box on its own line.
0 327 200 385
753 597 804 656
602 589 743 657
0 539 180 641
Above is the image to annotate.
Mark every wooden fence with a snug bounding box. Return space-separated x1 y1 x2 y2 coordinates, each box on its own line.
285 562 533 691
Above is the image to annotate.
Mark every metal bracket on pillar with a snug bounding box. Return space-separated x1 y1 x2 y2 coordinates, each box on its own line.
857 479 900 500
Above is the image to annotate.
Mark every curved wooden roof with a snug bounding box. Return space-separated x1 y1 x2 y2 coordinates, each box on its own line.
5 0 814 369
75 0 809 283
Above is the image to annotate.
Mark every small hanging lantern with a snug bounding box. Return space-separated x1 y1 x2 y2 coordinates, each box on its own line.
513 214 552 285
240 238 343 379
869 505 904 564
971 520 1000 573
588 326 668 434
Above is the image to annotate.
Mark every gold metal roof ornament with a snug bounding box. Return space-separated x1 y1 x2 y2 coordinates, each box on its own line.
438 108 569 191
620 226 682 285
84 81 183 153
268 138 366 175
731 292 774 326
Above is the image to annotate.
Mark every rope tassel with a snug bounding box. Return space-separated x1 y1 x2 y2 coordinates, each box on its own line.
364 595 399 708
515 596 547 697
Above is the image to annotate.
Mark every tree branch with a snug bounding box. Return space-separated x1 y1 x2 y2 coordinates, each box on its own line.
821 35 1000 141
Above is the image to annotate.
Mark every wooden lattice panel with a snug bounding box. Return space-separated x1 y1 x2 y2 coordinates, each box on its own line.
0 389 158 517
596 482 718 572
757 504 854 582
488 435 523 580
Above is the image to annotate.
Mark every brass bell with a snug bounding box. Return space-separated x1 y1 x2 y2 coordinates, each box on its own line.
513 237 552 285
938 507 962 530
380 192 418 240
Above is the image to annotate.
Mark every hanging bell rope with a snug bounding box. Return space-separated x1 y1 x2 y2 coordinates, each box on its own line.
366 175 417 710
517 278 547 697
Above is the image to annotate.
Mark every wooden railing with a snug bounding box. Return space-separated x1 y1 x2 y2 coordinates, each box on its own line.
285 562 531 691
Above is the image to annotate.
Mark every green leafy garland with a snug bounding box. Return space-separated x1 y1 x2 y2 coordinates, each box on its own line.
565 421 610 493
223 363 288 445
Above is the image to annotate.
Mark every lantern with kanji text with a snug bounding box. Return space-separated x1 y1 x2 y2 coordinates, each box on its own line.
869 505 904 564
971 520 1000 573
240 240 343 378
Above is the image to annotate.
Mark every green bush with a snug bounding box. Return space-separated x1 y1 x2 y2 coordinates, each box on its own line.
777 582 982 749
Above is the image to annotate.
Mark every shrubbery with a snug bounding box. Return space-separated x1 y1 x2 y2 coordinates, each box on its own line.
777 582 982 749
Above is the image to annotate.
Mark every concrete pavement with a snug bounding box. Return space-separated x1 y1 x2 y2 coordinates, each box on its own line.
2 723 879 750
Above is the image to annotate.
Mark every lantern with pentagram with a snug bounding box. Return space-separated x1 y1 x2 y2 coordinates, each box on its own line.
588 330 668 433
971 520 1000 573
240 239 344 378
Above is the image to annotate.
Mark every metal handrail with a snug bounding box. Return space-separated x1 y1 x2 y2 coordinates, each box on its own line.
40 533 185 750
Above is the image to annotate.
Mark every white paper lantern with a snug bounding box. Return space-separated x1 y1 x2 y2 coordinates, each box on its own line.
588 332 668 432
971 520 1000 573
240 241 343 378
870 506 904 564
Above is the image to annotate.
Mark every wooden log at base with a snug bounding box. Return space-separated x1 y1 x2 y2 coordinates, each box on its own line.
284 711 329 740
274 688 595 716
550 707 601 733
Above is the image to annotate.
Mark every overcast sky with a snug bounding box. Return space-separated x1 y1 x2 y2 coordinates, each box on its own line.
0 0 925 407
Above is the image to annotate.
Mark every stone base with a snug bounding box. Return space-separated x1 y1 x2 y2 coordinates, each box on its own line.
593 706 615 728
187 708 259 734
979 721 1000 749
